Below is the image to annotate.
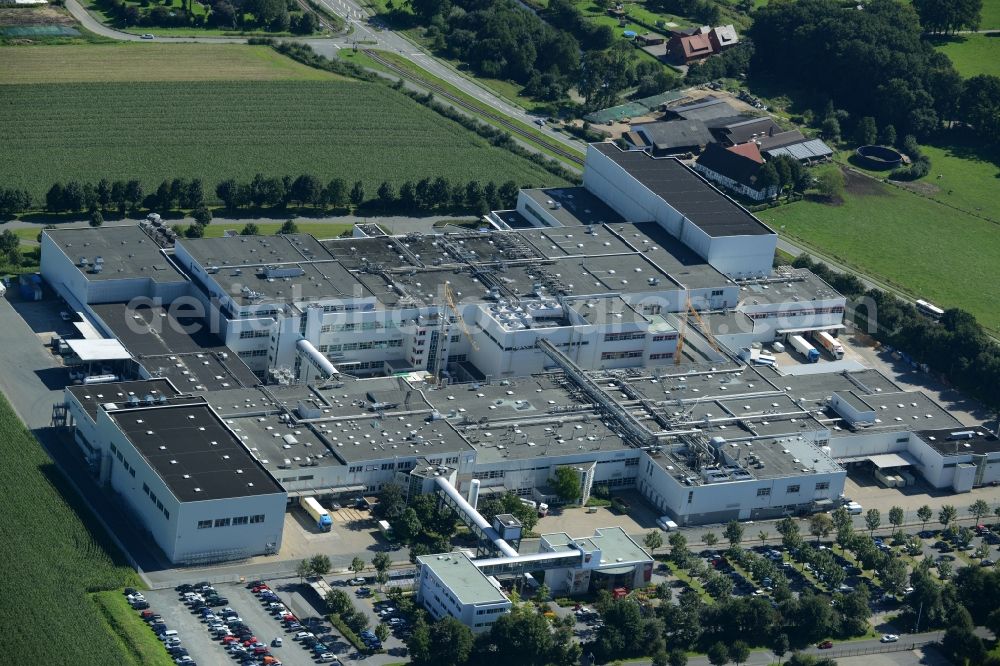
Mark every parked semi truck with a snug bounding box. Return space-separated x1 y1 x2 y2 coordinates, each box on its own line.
300 496 332 532
789 335 820 363
812 331 844 359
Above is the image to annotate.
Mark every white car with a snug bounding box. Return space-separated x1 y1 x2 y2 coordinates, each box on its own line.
880 634 899 643
294 631 315 641
141 33 155 39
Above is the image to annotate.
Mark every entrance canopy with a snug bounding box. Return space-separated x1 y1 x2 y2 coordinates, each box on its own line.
836 451 919 468
64 338 131 361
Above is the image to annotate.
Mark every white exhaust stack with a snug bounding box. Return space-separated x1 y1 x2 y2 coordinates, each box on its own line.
467 478 481 510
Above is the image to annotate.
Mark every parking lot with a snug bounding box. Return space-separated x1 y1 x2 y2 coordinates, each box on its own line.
143 580 345 666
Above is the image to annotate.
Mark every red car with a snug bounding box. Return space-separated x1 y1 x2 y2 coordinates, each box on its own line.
253 585 270 593
817 640 833 649
222 636 238 644
243 637 259 647
140 610 155 619
282 614 296 622
253 646 270 655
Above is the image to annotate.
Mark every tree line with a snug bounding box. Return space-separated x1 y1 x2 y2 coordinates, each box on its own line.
10 173 522 221
912 0 982 34
792 254 1000 413
215 173 521 214
99 0 320 33
749 0 999 146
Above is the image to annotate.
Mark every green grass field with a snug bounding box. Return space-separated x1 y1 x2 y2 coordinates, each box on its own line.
0 393 143 664
201 221 353 238
760 171 1000 332
980 0 1000 28
840 136 1000 224
92 592 174 666
0 46 564 203
932 33 1000 78
0 44 343 83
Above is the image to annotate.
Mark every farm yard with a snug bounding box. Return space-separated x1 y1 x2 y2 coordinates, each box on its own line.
0 393 142 664
759 169 1000 333
0 45 565 204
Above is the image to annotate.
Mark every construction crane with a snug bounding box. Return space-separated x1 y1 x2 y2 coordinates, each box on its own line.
673 296 722 365
446 284 479 352
674 299 690 366
686 300 722 353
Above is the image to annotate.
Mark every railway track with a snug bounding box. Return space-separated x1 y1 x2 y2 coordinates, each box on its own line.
363 49 585 168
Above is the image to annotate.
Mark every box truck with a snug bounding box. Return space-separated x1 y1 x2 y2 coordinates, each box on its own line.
300 496 332 532
789 335 820 363
812 331 844 359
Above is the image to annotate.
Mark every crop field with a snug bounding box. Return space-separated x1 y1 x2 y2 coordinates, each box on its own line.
0 393 141 663
933 33 1000 78
760 172 1000 332
0 44 343 83
0 79 564 202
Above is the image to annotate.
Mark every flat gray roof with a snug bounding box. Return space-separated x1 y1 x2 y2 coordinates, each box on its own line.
471 418 630 464
917 427 1000 457
178 234 335 269
592 143 775 238
567 295 647 325
108 401 284 501
736 270 842 306
208 260 373 306
614 222 730 290
520 226 635 258
418 552 507 605
521 187 626 227
45 225 185 283
68 379 179 420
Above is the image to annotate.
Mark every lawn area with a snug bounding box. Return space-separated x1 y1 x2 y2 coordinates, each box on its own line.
0 43 343 83
839 134 1000 224
0 392 142 664
92 591 174 666
759 170 1000 332
0 46 565 203
201 221 353 238
932 33 1000 78
980 0 1000 28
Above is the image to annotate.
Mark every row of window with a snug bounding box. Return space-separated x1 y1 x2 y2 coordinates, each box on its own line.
141 482 170 520
238 349 268 358
652 333 678 342
649 352 674 360
601 350 644 360
197 514 265 529
758 482 826 497
321 304 365 313
337 360 382 371
747 306 846 320
110 443 137 479
324 321 387 333
238 329 270 339
604 332 646 342
319 339 404 353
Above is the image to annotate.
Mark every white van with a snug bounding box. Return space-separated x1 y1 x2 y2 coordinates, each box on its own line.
158 629 179 641
656 515 678 531
845 501 863 515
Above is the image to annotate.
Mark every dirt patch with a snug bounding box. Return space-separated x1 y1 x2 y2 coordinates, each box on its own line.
0 6 77 26
843 168 887 197
888 179 941 196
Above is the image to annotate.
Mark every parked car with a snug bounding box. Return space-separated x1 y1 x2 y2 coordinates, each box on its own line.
880 634 899 643
348 578 366 586
817 640 833 649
